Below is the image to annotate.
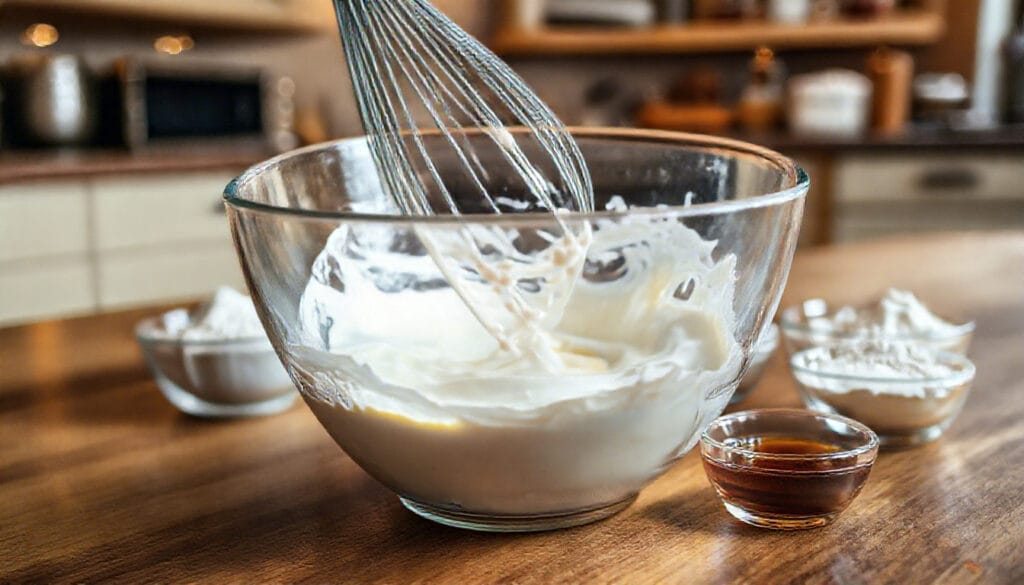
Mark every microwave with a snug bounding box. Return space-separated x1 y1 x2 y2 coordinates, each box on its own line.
99 59 289 151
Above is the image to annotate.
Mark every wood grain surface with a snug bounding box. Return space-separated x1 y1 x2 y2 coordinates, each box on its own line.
491 12 944 56
2 232 1022 584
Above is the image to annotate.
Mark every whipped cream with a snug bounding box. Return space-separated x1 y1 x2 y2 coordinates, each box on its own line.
809 289 961 339
286 200 742 515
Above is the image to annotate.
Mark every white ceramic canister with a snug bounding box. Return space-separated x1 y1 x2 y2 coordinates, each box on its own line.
788 69 873 137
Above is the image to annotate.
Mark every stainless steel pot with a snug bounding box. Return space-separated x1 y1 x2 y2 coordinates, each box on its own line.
6 54 96 145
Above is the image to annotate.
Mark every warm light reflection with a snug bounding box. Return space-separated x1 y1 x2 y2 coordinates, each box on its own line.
154 34 195 55
754 46 775 66
21 23 59 47
27 321 64 389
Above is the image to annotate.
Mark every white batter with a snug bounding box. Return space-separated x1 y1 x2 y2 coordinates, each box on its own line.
286 204 742 515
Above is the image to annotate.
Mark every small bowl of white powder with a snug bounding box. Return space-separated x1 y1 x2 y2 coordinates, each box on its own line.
780 289 975 356
136 287 297 418
790 341 976 448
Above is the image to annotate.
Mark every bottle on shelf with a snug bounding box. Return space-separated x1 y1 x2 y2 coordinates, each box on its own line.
866 46 914 134
1005 12 1024 123
659 0 690 23
738 47 786 132
769 0 811 24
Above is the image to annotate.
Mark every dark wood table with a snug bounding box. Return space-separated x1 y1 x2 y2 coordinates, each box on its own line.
3 232 1023 584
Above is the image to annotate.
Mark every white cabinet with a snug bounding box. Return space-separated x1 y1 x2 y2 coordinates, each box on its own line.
835 153 1024 203
0 170 246 326
92 173 236 251
0 259 94 325
0 181 90 263
98 244 245 309
832 151 1024 243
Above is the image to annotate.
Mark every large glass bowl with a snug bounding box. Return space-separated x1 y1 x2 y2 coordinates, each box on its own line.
224 128 808 532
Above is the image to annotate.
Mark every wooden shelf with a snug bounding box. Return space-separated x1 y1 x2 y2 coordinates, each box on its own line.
0 147 273 185
492 12 946 56
1 0 335 35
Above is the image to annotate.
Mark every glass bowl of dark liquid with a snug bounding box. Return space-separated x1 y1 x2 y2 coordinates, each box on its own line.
700 409 879 530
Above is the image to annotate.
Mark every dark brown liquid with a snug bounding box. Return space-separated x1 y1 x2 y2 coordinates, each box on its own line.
703 436 872 517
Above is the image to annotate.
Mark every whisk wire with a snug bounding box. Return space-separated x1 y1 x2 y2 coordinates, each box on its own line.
369 2 502 214
338 1 430 214
333 0 594 357
375 1 555 215
337 0 592 216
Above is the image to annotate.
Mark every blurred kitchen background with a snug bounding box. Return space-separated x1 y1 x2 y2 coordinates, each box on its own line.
1 0 1023 326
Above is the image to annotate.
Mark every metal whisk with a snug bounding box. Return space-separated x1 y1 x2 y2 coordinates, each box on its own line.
333 0 594 216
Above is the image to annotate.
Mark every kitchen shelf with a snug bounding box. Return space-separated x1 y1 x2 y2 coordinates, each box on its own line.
1 0 335 35
492 12 946 56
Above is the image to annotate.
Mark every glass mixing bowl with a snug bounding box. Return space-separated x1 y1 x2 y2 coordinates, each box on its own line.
731 324 780 405
224 128 808 532
136 318 298 418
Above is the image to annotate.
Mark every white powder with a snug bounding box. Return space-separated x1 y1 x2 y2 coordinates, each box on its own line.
792 341 976 438
140 287 295 409
156 287 268 341
796 341 956 380
810 289 960 339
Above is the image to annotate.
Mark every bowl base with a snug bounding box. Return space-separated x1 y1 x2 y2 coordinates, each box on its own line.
877 421 950 450
156 380 298 418
399 494 637 533
799 395 956 451
722 501 837 530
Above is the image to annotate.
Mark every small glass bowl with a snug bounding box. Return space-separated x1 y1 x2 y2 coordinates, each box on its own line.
731 324 780 405
779 299 975 356
789 346 976 449
701 409 879 530
136 317 298 418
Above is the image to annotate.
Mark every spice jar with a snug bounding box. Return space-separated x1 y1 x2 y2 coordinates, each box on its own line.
788 69 873 137
507 0 548 29
769 0 811 24
738 47 785 132
866 47 914 134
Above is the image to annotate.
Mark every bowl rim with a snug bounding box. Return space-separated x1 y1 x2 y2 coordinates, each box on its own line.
222 127 810 224
788 345 977 386
700 408 880 462
134 315 273 348
778 299 976 342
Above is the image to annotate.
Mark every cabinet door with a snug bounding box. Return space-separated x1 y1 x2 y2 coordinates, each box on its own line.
833 151 1024 242
835 153 1024 203
98 243 246 310
91 173 237 251
0 181 90 263
0 259 94 326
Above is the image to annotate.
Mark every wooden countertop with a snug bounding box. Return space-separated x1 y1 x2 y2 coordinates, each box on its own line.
2 232 1023 583
0 147 272 185
2 126 1023 187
